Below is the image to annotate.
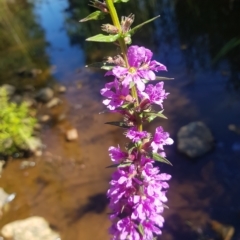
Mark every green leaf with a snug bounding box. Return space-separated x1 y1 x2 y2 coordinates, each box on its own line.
86 33 120 42
144 111 167 120
212 37 240 64
152 153 172 165
155 76 174 81
121 103 130 108
118 162 132 168
129 15 160 36
85 62 114 70
138 224 144 237
106 163 120 168
106 162 132 169
105 121 131 128
129 81 135 89
80 11 105 22
114 0 129 2
146 115 157 122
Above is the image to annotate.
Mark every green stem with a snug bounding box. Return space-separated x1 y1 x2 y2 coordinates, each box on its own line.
105 0 142 132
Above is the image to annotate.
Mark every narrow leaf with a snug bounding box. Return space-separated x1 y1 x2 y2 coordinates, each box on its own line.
114 0 129 2
106 163 119 168
152 153 172 166
144 111 167 120
212 37 240 64
146 115 157 122
155 76 174 81
80 11 105 22
162 203 169 209
118 162 132 168
105 121 131 128
129 15 160 35
86 33 120 42
138 224 144 237
85 62 114 70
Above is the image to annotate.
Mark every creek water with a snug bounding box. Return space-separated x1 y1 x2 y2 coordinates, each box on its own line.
0 0 240 239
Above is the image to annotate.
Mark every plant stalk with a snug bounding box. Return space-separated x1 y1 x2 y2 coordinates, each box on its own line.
105 0 142 131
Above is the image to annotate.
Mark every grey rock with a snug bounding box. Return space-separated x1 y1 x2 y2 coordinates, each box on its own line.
2 84 16 96
65 129 78 141
11 95 23 104
36 88 54 102
177 121 214 158
46 97 61 108
1 216 60 240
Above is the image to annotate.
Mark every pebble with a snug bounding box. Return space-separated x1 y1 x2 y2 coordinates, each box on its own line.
57 85 66 93
65 129 78 141
46 98 61 108
40 115 50 122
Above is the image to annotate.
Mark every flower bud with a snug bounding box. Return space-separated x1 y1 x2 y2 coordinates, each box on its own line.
89 0 108 13
101 24 119 34
139 98 151 110
121 14 135 33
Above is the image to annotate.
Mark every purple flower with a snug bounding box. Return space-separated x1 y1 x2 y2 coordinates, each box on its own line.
100 79 130 110
110 217 141 240
107 45 167 91
109 146 128 163
108 154 171 239
140 82 169 108
151 126 174 154
126 127 148 143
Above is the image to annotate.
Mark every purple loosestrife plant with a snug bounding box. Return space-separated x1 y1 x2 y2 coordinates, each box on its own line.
81 1 174 239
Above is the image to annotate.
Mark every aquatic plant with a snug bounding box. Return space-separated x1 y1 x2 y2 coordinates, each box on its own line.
0 87 39 156
81 1 174 239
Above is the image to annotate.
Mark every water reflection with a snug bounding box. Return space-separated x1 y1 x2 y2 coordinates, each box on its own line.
0 0 52 87
0 0 240 239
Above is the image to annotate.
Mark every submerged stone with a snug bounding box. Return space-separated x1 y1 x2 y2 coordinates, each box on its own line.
36 88 54 102
2 84 16 96
177 121 214 158
46 97 61 108
1 216 60 240
65 129 78 141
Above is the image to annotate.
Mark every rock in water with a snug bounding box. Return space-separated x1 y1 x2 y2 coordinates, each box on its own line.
35 88 54 102
57 85 66 93
1 84 16 96
65 129 78 141
46 98 61 108
1 216 60 240
210 220 234 240
177 121 214 158
0 188 9 211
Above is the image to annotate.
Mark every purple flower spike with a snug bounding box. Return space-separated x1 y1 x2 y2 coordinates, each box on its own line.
100 79 130 110
107 45 167 91
140 82 169 108
108 155 171 239
126 127 148 143
151 126 174 154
